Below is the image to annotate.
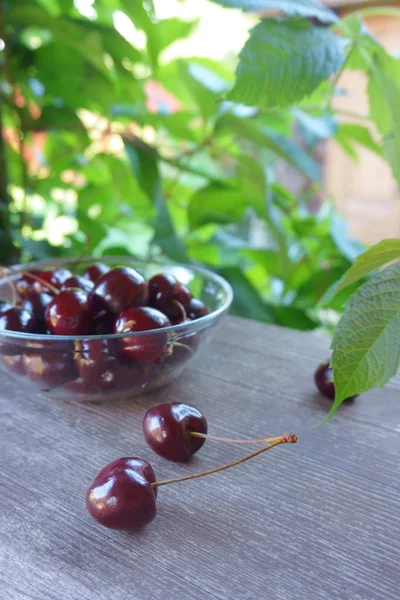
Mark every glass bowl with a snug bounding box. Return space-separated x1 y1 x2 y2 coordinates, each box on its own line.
0 257 232 402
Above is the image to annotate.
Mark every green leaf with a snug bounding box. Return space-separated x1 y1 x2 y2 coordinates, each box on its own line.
124 139 188 261
119 0 159 69
275 305 318 331
208 0 338 23
329 239 400 296
178 59 230 120
9 6 107 73
26 106 88 141
157 18 198 54
368 52 400 186
293 109 338 143
188 184 246 229
330 262 400 417
228 19 344 108
218 267 279 323
336 123 381 160
330 213 364 263
368 52 400 135
216 114 320 180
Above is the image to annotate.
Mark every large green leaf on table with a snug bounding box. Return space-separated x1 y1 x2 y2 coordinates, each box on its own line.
326 239 400 299
228 19 344 109
218 267 279 323
209 0 338 22
329 262 400 419
124 138 188 261
9 6 107 74
216 114 321 181
188 184 246 229
335 123 381 161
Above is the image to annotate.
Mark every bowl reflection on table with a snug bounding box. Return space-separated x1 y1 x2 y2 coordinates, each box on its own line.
0 258 233 402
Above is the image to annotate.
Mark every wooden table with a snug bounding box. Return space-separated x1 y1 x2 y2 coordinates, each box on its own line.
1 317 399 600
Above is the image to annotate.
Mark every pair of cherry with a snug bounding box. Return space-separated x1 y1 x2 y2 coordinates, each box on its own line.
86 402 298 531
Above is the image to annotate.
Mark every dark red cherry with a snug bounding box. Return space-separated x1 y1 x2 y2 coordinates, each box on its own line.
32 268 72 293
149 273 192 322
113 306 170 363
83 263 110 283
45 289 95 336
76 339 122 391
148 273 178 305
314 361 357 402
22 290 53 325
187 298 208 320
2 354 25 375
61 275 94 293
23 352 76 388
0 307 39 334
143 402 207 462
16 270 42 299
86 457 157 530
0 299 12 314
92 310 115 335
92 267 148 314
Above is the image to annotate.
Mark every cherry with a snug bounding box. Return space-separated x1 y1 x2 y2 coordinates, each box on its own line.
92 310 115 335
314 361 357 402
2 354 25 375
186 298 208 320
87 433 297 531
76 339 122 391
0 299 12 314
23 352 76 388
83 263 110 284
149 273 192 323
0 307 39 335
61 275 94 293
92 267 148 315
113 306 171 363
148 273 178 305
86 457 157 531
15 270 41 299
45 289 95 336
143 402 208 462
32 268 72 294
22 290 53 326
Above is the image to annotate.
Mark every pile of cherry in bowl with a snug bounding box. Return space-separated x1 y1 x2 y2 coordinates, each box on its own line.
0 263 209 397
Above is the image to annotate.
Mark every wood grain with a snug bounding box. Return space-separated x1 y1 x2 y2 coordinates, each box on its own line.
1 317 399 600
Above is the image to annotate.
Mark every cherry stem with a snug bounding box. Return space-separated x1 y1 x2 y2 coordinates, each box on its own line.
171 341 193 354
0 267 60 296
189 432 284 445
23 272 59 295
172 299 186 322
152 433 297 489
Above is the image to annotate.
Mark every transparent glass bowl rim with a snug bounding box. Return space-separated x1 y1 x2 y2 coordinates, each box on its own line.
0 257 233 342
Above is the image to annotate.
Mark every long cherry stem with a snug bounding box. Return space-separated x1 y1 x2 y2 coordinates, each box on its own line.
0 267 59 295
152 433 297 489
21 272 59 295
189 432 284 445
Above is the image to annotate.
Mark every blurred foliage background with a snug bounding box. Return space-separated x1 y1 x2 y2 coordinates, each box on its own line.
1 0 390 334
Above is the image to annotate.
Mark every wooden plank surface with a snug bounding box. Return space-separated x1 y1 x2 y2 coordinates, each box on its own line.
1 317 399 600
